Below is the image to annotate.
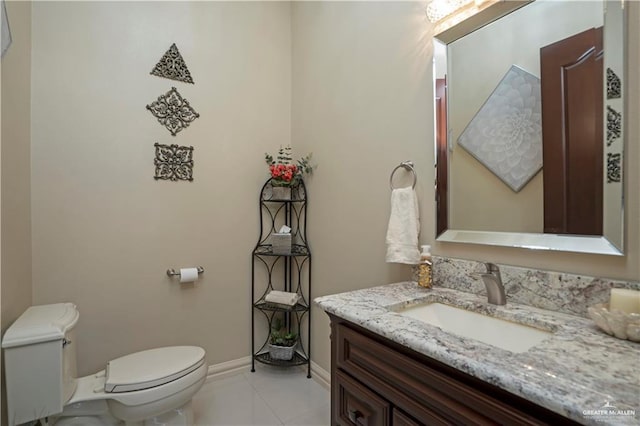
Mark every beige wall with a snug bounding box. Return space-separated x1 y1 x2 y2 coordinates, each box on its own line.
30 1 292 376
1 1 32 423
292 1 434 373
1 0 32 334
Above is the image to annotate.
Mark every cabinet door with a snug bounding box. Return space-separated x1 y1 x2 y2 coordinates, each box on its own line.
335 369 391 426
392 409 423 426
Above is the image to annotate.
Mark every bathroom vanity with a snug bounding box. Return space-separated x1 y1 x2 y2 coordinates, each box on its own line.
316 282 640 425
329 316 577 425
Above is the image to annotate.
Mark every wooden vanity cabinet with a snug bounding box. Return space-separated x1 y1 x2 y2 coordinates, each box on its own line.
329 315 580 426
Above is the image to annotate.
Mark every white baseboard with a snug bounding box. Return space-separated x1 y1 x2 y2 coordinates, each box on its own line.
310 360 331 390
205 355 331 389
205 356 252 382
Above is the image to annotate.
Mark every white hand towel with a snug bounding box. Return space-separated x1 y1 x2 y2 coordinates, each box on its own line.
265 290 300 306
385 187 420 264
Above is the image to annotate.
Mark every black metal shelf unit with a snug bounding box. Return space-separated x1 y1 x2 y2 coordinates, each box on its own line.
251 179 311 378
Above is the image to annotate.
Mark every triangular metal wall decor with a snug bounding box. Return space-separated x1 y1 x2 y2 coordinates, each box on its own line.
150 43 194 84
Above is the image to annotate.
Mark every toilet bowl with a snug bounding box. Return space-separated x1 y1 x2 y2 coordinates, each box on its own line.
54 416 120 426
56 346 207 425
2 303 207 426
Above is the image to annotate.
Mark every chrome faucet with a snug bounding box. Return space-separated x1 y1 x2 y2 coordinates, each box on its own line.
479 263 506 305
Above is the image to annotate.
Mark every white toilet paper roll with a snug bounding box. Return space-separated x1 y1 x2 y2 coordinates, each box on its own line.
179 267 199 283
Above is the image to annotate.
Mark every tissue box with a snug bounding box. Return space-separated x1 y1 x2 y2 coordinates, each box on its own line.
271 233 292 254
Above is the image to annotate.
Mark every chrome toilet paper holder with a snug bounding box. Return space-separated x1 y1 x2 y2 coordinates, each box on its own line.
166 266 205 277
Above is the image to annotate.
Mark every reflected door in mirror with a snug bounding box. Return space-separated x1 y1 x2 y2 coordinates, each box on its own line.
541 27 603 235
436 77 448 236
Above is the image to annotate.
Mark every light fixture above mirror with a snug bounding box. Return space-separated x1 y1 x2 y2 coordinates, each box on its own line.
426 0 512 37
426 0 474 23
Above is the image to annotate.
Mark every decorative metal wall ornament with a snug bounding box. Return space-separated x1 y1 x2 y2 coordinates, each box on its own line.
154 143 194 181
146 87 200 136
150 43 194 84
607 153 621 183
606 105 622 146
607 68 621 99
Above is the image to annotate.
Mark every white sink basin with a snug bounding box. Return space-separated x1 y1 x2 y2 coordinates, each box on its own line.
398 302 552 353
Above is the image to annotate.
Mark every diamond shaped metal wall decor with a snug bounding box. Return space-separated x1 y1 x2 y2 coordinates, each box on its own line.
154 143 194 181
150 43 194 84
146 87 200 136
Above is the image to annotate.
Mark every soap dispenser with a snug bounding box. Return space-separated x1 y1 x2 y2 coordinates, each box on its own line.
418 245 432 288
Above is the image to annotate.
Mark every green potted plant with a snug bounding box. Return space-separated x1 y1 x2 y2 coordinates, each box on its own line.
268 318 298 361
265 145 314 200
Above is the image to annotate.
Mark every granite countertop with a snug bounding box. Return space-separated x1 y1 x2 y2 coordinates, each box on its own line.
315 282 640 425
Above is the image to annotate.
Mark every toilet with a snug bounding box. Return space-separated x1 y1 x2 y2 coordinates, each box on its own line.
2 303 207 426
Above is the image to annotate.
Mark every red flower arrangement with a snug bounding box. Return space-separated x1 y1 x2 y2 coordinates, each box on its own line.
269 163 298 184
265 145 314 187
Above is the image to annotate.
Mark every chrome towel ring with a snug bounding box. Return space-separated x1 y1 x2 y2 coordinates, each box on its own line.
390 161 417 190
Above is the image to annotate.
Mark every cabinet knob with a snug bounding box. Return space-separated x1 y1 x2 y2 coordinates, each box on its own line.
347 408 362 424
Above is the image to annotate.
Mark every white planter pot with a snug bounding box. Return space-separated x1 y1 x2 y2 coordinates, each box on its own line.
268 343 296 361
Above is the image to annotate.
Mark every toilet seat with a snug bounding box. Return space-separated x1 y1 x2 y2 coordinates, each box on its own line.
105 361 206 422
68 346 207 408
63 358 207 424
105 346 205 392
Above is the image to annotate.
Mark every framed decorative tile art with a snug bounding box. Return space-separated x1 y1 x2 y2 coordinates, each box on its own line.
457 65 542 192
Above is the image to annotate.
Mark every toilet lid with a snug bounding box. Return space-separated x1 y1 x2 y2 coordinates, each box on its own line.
2 303 79 348
105 346 205 393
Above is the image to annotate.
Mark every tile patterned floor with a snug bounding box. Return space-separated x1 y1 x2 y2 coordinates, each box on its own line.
192 364 330 426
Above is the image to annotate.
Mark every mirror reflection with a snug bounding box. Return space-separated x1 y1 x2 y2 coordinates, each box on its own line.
434 0 625 255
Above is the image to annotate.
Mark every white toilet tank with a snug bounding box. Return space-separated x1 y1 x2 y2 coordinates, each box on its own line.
2 303 80 426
